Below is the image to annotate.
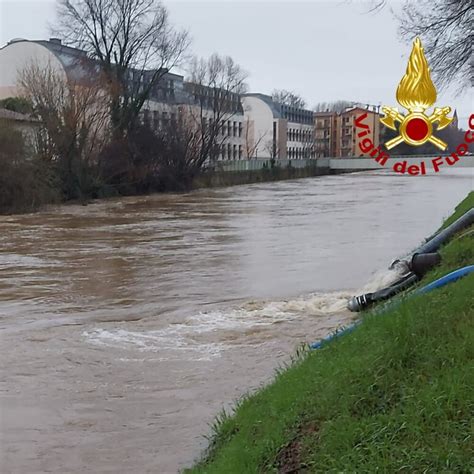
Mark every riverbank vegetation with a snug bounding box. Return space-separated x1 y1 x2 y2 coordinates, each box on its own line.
187 192 473 473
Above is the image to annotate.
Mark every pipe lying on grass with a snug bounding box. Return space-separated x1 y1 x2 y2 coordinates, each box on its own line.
310 265 474 350
347 209 473 312
414 265 474 295
414 209 473 255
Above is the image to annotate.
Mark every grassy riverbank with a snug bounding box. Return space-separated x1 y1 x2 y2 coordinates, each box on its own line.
187 192 473 473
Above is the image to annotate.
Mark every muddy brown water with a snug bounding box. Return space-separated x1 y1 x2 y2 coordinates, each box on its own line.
0 169 472 473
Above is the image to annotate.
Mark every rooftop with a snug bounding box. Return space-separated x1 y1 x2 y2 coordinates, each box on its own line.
0 108 40 123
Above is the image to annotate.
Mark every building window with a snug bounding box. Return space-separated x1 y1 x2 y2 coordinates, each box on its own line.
239 145 242 159
238 122 242 137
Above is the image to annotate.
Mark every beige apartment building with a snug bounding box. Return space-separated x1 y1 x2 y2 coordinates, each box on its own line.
314 111 338 157
315 106 382 158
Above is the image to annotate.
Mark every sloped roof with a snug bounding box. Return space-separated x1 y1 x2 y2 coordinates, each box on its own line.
341 106 381 116
35 39 101 85
243 93 283 118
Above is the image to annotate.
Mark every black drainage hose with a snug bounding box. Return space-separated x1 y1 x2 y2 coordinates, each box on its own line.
347 209 473 312
347 272 419 312
415 209 473 255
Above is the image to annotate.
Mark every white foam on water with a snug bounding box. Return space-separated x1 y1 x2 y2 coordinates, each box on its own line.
186 305 291 332
83 328 225 361
83 263 409 360
242 265 407 317
0 253 60 269
274 291 352 315
359 262 409 293
83 305 291 358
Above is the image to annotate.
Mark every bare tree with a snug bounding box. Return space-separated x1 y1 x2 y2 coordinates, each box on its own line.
152 113 212 189
398 0 472 92
55 0 190 137
19 62 109 199
184 54 248 168
271 89 306 109
313 100 353 113
264 139 279 160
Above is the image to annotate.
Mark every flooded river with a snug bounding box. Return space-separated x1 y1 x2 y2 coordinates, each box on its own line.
0 169 472 473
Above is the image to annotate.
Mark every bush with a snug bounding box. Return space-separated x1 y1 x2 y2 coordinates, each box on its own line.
0 120 58 213
99 124 197 195
0 97 34 114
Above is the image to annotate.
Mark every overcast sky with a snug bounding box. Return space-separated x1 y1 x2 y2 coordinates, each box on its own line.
0 0 471 124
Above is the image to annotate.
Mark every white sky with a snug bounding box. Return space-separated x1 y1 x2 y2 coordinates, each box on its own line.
0 0 472 124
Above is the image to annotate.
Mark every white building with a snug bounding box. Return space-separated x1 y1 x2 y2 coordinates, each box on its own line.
1 38 320 163
0 38 247 161
241 93 315 160
0 38 95 98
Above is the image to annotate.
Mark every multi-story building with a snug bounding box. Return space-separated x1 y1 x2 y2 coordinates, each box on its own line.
241 93 315 160
337 106 381 157
314 106 382 158
1 38 388 162
314 111 337 157
183 82 245 161
0 37 246 161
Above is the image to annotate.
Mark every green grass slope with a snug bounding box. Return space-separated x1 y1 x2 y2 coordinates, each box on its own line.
187 192 473 473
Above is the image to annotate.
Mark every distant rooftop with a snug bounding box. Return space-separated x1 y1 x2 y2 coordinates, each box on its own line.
0 108 39 123
243 92 314 124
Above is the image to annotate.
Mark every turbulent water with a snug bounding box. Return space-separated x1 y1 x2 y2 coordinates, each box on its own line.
0 169 472 473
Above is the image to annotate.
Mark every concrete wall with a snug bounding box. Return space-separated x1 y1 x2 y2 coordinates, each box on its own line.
329 156 474 171
218 158 320 172
205 155 473 173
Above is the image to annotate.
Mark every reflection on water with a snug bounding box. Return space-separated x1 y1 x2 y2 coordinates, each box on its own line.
0 169 472 473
